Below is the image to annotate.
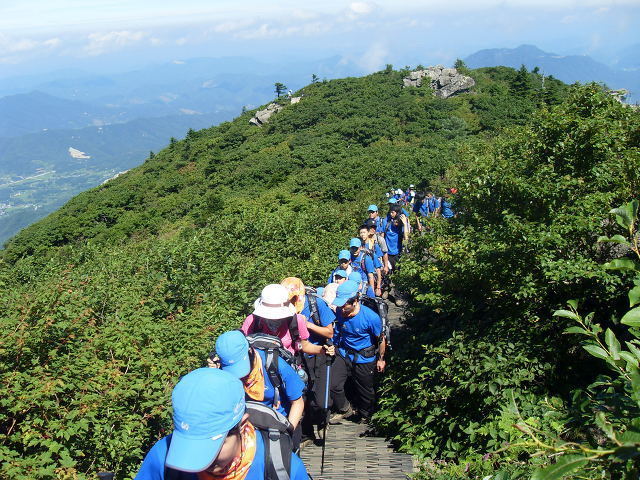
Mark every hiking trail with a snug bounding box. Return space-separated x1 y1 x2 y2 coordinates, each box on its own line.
300 295 415 479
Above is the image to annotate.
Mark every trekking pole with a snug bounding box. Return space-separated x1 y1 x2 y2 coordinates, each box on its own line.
320 339 334 477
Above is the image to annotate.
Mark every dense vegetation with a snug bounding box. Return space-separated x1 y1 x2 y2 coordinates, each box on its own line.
2 63 636 479
374 85 640 478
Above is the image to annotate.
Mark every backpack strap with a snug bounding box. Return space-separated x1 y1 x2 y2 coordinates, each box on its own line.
287 314 300 346
306 293 321 326
264 348 282 408
246 402 293 480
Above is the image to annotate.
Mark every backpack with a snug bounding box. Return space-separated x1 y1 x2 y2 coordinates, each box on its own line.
246 401 293 479
163 403 293 480
246 333 308 402
304 286 321 326
360 295 392 353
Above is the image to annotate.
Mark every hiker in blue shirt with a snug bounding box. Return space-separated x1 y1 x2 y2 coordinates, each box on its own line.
413 192 430 232
427 192 441 217
215 331 305 423
349 237 376 298
367 204 384 233
381 204 408 271
388 197 410 218
358 224 383 297
329 281 386 422
278 277 337 445
328 249 352 283
441 189 455 218
135 368 309 480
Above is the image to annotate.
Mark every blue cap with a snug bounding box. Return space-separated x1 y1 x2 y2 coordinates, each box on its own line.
316 286 325 296
338 250 350 261
166 368 245 472
367 204 378 212
334 269 348 279
332 280 360 307
388 198 397 204
216 331 251 379
348 272 362 283
349 238 362 248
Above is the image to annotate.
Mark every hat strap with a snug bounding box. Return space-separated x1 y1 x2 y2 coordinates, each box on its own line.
262 301 289 308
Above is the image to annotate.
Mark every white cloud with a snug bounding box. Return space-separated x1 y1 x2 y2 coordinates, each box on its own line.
83 30 148 56
344 1 376 20
0 33 62 56
357 41 389 72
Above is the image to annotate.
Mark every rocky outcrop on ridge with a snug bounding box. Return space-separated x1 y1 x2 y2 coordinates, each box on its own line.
249 103 283 126
403 66 475 98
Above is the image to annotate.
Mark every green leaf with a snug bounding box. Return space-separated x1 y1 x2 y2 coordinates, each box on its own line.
583 344 609 360
619 351 639 367
622 307 640 328
604 258 639 272
611 200 638 230
605 328 621 359
554 309 579 321
567 299 578 310
564 326 591 336
630 286 640 308
597 234 630 245
531 455 588 480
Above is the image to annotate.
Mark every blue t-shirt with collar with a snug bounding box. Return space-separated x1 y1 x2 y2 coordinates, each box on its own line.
335 304 382 364
301 294 335 345
135 428 308 480
441 199 454 218
381 216 404 255
351 251 375 281
413 200 429 217
429 197 441 213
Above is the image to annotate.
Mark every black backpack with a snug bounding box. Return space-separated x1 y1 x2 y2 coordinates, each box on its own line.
246 333 308 405
246 401 293 479
360 295 392 352
304 286 322 326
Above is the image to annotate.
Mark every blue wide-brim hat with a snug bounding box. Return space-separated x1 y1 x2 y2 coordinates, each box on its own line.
166 368 245 472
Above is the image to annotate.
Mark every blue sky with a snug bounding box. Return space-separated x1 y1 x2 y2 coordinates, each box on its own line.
1 1 638 77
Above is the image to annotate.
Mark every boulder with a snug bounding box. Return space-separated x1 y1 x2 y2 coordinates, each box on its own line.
290 96 302 104
403 66 475 98
249 103 283 126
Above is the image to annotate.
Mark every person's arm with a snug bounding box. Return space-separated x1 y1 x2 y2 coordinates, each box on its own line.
375 269 382 296
400 215 410 243
306 321 333 339
300 339 335 356
367 271 376 294
376 336 387 373
287 397 304 429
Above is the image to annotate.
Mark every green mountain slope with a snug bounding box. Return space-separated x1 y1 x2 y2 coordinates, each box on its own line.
0 66 574 479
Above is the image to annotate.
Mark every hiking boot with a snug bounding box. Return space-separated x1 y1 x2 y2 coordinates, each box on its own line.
300 435 315 449
394 297 408 307
329 404 353 424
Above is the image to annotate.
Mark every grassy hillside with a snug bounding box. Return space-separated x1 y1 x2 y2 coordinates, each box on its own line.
0 66 578 479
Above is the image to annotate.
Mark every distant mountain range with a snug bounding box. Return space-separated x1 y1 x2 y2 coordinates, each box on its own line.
0 55 366 244
465 44 639 102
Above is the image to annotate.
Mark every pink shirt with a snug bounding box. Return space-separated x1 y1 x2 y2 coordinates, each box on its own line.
241 314 310 354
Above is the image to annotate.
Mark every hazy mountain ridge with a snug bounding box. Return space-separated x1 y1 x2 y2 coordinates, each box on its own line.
465 44 639 101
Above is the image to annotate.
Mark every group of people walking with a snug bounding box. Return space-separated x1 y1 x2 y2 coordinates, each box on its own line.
135 188 456 480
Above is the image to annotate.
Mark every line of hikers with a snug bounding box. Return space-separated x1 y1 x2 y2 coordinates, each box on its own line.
134 187 456 480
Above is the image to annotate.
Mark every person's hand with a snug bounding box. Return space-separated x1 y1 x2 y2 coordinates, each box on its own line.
383 265 389 275
207 356 221 368
375 287 382 297
324 344 335 356
376 359 386 372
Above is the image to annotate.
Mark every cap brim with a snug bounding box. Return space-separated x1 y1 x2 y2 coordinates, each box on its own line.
165 429 227 473
221 355 251 379
253 304 292 320
332 295 349 307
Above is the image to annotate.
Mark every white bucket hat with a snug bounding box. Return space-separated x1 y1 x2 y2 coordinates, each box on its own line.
253 284 295 319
